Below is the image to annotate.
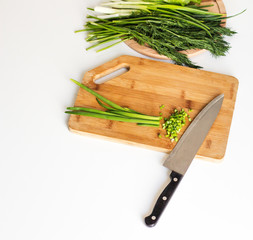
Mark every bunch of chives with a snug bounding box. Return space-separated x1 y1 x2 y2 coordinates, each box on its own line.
65 79 162 127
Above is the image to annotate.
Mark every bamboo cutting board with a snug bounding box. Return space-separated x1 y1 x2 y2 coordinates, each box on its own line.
68 55 238 161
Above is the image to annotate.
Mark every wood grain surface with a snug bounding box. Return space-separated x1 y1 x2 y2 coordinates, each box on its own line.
68 55 238 161
124 0 227 60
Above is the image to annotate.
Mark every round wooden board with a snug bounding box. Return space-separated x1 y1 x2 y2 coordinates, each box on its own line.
124 0 227 60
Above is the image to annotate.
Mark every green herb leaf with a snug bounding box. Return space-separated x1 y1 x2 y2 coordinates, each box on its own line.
77 1 242 68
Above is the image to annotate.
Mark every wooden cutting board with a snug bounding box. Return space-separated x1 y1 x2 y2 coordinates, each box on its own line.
68 55 238 161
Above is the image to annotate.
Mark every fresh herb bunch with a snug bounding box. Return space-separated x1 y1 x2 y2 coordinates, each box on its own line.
76 0 243 68
66 79 162 127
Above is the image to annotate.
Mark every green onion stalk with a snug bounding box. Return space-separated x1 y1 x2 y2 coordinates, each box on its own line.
66 79 161 127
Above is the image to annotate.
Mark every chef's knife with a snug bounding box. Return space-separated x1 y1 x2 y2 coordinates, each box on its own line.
145 94 224 227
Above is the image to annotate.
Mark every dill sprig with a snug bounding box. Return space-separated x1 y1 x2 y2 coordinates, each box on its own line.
77 1 244 68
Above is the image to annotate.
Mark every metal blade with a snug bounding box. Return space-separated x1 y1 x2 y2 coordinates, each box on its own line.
163 94 224 175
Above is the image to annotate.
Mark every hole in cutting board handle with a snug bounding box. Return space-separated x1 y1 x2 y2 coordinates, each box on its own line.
94 66 130 84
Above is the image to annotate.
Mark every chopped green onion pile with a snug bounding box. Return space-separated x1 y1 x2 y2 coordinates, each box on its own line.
65 79 162 127
162 108 192 142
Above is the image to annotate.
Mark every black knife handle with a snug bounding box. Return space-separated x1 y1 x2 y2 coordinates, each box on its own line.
145 171 183 227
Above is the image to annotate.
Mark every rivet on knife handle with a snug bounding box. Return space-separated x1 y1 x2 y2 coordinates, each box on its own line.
145 171 183 227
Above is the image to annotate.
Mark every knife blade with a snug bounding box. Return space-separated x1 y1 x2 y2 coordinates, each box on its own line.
145 94 224 227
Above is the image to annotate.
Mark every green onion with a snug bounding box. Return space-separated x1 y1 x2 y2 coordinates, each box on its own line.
95 98 115 111
162 108 191 142
65 111 159 125
70 78 131 112
67 106 120 116
107 110 162 121
67 79 161 127
137 123 160 127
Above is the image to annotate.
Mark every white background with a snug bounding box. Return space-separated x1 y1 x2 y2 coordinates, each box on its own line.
0 0 253 239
